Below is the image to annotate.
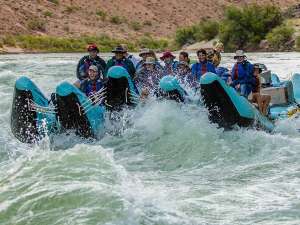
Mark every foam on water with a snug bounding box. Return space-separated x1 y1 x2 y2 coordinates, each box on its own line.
1 53 300 225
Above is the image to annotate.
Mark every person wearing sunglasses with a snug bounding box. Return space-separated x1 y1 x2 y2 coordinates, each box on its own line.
230 50 254 98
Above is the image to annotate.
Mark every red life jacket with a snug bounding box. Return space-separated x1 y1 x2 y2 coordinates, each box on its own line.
201 62 207 75
234 63 239 80
92 81 97 92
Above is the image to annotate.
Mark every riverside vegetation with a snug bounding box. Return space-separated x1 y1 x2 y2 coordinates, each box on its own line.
1 4 300 53
175 4 300 51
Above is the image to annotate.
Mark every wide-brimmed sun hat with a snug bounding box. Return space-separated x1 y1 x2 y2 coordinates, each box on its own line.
234 50 246 59
112 45 126 53
139 48 151 57
160 51 175 60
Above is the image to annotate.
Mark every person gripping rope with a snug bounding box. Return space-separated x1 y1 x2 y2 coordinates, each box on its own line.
74 65 105 99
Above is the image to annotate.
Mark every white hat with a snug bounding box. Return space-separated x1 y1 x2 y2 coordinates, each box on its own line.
139 48 151 57
234 50 246 59
89 65 98 72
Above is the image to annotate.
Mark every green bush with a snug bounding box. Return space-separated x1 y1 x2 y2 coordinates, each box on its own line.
43 11 53 17
194 20 219 41
175 20 219 46
96 10 107 20
266 24 295 49
0 35 171 53
138 36 170 51
47 0 59 5
2 36 16 46
131 21 142 31
110 16 122 24
143 20 152 26
27 18 46 31
63 6 79 14
175 26 196 46
296 36 300 51
219 4 283 50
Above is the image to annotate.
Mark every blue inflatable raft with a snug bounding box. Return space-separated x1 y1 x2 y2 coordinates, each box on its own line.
56 82 105 138
105 66 139 110
200 72 275 132
11 76 57 143
158 75 187 102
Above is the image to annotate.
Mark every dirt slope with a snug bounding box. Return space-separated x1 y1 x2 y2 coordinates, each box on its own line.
0 0 298 38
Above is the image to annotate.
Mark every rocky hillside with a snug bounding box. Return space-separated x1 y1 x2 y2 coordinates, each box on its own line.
0 0 299 39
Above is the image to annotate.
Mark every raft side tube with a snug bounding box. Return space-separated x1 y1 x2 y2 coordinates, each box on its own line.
56 82 104 138
11 76 56 143
105 66 139 110
200 73 274 132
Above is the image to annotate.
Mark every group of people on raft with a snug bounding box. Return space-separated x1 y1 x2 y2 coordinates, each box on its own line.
74 42 271 115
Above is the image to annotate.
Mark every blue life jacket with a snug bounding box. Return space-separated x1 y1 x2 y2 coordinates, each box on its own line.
162 61 179 76
215 67 231 82
231 61 254 86
191 61 216 80
112 58 130 73
80 79 104 97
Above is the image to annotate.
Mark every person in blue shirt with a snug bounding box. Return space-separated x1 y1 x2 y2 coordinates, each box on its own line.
230 50 254 98
189 48 216 86
74 65 105 99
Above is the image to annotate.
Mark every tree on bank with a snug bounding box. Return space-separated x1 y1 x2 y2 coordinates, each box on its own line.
219 4 283 51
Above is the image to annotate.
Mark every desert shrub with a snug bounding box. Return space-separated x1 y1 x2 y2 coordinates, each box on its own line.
194 20 219 41
266 24 295 49
175 20 219 46
27 18 46 31
96 9 107 20
175 26 196 46
2 35 16 46
143 20 152 26
110 15 122 24
47 0 59 5
138 36 170 50
0 34 171 53
219 4 283 50
43 11 53 17
131 21 142 31
63 6 80 14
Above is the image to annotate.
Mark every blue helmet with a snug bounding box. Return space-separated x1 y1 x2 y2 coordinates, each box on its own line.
159 75 187 99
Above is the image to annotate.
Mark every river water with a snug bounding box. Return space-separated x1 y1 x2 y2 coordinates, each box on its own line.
0 52 300 225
